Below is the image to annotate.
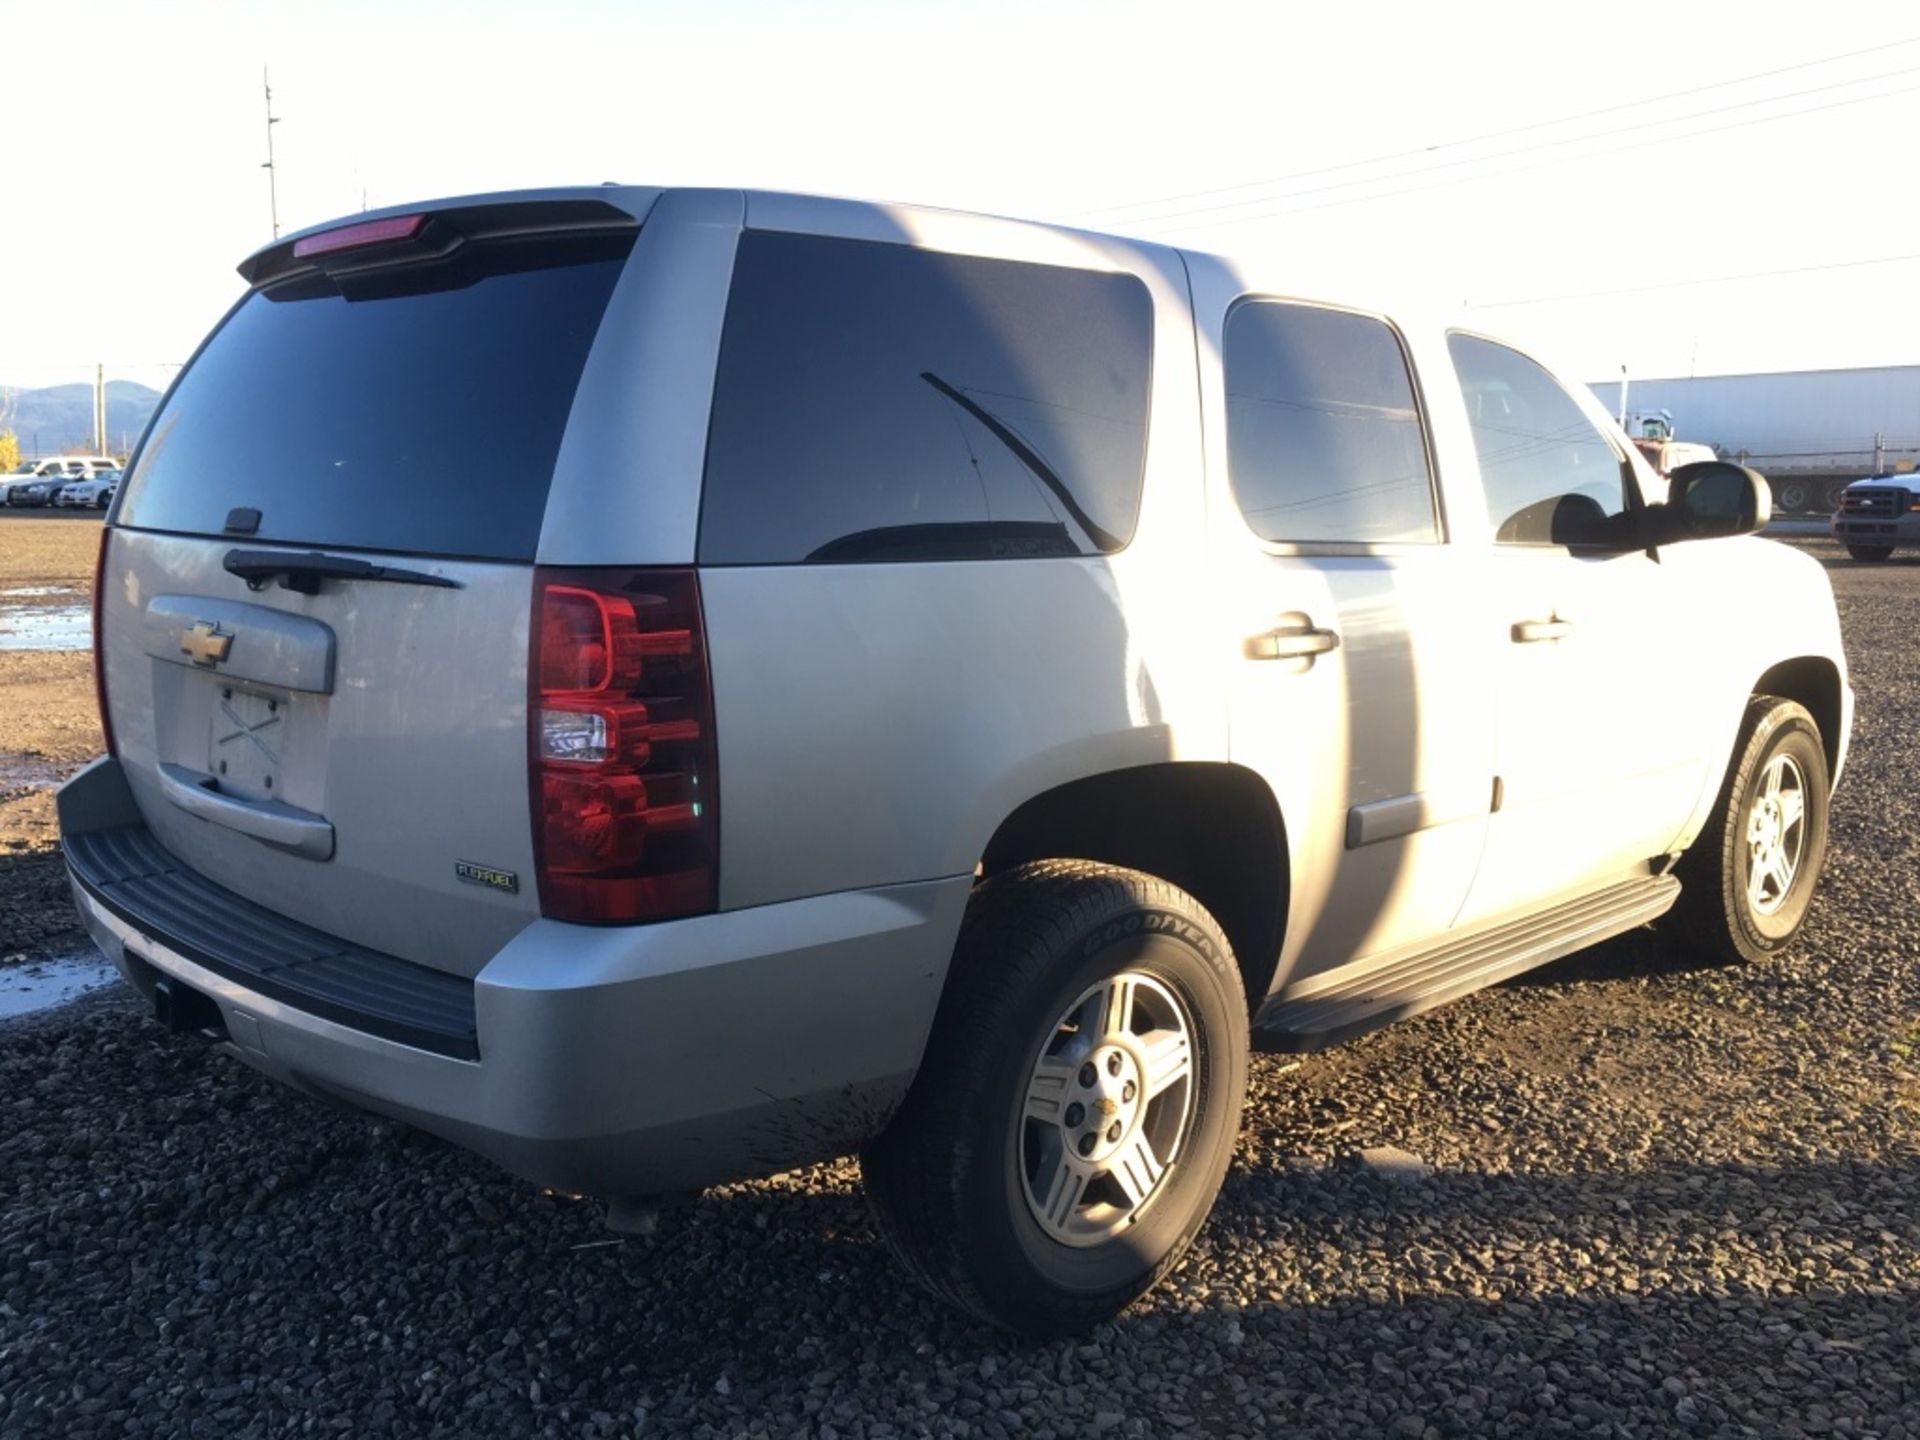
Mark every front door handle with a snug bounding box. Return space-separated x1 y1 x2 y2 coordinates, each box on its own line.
1245 623 1340 662
1511 617 1574 644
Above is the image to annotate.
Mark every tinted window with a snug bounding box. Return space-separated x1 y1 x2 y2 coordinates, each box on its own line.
1447 334 1629 546
1224 301 1436 544
699 231 1153 564
116 232 634 561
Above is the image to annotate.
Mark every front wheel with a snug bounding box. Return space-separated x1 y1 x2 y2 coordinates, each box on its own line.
1845 544 1894 562
861 861 1247 1337
1674 696 1830 964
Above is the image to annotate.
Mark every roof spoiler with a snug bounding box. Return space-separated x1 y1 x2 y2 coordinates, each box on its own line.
237 198 640 289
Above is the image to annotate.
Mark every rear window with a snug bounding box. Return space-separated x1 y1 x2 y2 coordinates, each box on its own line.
699 231 1153 565
116 230 634 561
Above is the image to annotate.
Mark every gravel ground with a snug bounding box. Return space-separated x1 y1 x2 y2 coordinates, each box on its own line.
2 536 1916 1438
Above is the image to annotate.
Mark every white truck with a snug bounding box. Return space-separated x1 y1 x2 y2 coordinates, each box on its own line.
1831 475 1920 560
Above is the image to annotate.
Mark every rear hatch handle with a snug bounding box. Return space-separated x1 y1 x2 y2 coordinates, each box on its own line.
157 762 336 860
223 548 462 595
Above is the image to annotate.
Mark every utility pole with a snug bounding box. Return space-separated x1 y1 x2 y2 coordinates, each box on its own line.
262 66 281 239
1617 365 1629 431
94 364 106 456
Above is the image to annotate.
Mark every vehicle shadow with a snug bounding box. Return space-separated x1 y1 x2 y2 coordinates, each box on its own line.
1815 555 1920 571
1501 922 1727 987
8 995 1916 1438
581 1150 1920 1435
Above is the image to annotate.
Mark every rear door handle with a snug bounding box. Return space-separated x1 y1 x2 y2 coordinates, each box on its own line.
1511 617 1574 643
1245 623 1340 662
156 762 335 860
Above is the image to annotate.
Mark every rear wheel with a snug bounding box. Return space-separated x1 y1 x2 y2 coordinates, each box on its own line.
1845 544 1894 562
1674 696 1830 964
862 861 1247 1337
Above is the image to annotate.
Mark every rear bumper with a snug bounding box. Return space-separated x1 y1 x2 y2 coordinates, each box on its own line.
60 756 969 1197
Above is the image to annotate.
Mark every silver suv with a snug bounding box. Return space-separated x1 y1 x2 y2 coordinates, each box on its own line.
60 186 1851 1336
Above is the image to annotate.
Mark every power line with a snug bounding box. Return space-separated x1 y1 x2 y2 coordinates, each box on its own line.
1118 60 1920 232
1136 76 1920 237
1468 251 1920 309
1056 31 1920 223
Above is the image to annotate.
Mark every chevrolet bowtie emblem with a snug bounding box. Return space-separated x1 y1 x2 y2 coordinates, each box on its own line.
179 620 233 668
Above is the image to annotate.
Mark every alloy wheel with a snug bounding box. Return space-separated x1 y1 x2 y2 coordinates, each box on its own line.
1745 752 1807 917
1017 972 1196 1246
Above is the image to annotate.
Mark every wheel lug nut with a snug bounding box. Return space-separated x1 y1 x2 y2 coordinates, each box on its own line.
1077 1133 1097 1157
1107 1052 1123 1076
1064 1103 1084 1127
1079 1062 1097 1088
1106 1122 1122 1143
1122 1081 1136 1103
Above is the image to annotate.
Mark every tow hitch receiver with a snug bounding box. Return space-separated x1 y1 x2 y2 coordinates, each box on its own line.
152 976 223 1035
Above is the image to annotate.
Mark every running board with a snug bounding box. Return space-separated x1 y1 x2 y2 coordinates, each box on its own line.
1252 875 1681 1052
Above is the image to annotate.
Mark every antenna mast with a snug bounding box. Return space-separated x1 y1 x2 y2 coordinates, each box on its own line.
262 66 281 239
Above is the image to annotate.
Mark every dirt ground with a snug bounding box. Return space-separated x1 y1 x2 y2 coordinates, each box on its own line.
0 519 104 958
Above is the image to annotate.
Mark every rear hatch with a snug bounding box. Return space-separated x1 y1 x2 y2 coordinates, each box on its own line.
102 200 642 978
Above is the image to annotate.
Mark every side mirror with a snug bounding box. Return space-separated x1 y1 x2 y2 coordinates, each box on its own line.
1643 461 1771 546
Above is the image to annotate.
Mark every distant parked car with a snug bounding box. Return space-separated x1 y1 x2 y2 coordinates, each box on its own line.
1 459 75 504
7 474 69 506
56 471 121 509
5 457 122 506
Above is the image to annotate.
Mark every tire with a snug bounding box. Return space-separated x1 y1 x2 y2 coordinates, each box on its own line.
1674 696 1830 964
1845 544 1894 562
861 861 1248 1337
1777 482 1808 512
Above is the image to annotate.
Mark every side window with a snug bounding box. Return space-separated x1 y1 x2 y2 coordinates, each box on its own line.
1447 333 1631 546
699 231 1154 564
1223 301 1437 544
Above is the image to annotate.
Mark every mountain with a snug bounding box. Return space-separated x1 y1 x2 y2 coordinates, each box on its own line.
3 380 164 459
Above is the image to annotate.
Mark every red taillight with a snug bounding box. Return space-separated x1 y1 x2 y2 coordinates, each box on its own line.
530 569 718 925
91 526 114 756
291 213 426 259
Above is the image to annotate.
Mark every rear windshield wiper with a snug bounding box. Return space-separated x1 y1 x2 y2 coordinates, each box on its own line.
224 548 462 594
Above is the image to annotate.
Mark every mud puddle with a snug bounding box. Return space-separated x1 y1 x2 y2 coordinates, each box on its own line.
0 591 89 650
0 951 120 1019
